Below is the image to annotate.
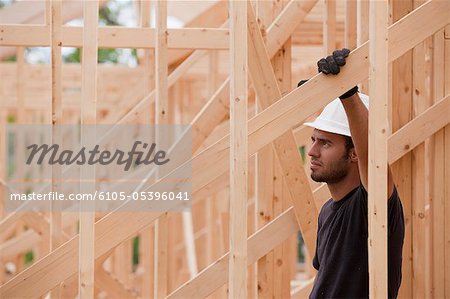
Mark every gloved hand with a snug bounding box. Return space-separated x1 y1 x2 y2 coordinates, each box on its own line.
317 48 350 75
317 48 358 100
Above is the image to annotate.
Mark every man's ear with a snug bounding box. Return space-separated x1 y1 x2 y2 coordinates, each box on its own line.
349 148 358 162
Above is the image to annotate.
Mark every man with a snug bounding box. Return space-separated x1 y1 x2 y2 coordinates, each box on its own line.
301 49 405 298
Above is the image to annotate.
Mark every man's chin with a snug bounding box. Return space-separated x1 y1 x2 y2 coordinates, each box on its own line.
310 174 325 183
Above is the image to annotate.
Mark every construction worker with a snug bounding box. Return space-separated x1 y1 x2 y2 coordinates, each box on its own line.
300 49 405 298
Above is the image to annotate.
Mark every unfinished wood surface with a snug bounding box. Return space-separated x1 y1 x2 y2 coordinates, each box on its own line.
271 6 292 296
1 2 448 296
255 1 276 297
443 26 450 299
391 2 414 297
323 0 336 54
79 1 99 297
0 26 229 49
431 27 445 299
345 0 357 49
154 1 169 298
229 1 248 297
368 1 389 297
50 0 63 263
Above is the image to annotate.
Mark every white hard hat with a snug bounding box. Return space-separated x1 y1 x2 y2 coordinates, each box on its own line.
303 93 369 137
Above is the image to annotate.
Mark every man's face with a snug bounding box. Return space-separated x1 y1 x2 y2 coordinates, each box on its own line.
307 129 352 184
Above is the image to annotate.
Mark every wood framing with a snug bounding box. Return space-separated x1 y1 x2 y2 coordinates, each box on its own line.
0 1 449 298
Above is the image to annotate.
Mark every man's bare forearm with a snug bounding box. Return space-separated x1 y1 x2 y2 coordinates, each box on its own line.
341 94 395 198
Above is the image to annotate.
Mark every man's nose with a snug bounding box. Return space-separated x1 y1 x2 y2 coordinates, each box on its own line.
308 143 318 157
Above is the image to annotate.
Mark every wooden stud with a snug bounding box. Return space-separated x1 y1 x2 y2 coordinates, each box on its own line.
0 26 229 49
255 1 276 297
229 1 248 298
390 1 413 296
323 0 336 54
345 0 357 49
137 1 155 297
50 0 63 256
154 1 168 298
368 0 389 297
443 24 450 299
431 27 445 299
357 0 370 93
79 0 99 297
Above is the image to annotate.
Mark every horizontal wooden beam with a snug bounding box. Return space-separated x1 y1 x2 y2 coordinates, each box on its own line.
0 26 229 49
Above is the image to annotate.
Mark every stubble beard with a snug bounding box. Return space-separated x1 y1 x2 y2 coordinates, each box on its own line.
310 154 350 184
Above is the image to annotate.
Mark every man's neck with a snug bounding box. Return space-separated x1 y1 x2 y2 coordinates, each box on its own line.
327 174 361 201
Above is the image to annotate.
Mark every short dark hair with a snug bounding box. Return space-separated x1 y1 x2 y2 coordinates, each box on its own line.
344 136 354 154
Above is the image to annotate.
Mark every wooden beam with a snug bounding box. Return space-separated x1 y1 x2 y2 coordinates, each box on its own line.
443 24 450 299
50 0 63 257
391 1 413 297
154 1 168 298
323 0 336 54
0 26 229 49
229 1 248 298
345 0 357 49
255 2 276 295
79 0 99 297
368 1 389 297
431 27 445 299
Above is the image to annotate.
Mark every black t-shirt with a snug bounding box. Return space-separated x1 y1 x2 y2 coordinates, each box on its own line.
309 185 405 299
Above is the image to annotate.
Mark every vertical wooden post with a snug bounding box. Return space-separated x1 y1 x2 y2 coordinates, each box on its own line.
255 1 275 298
14 46 25 276
323 0 336 54
368 0 389 298
411 2 432 297
345 0 357 49
79 0 99 297
271 22 292 299
154 0 168 298
137 0 155 297
431 26 445 299
50 0 63 297
357 0 369 93
391 1 413 297
443 24 450 299
229 0 248 298
50 0 63 252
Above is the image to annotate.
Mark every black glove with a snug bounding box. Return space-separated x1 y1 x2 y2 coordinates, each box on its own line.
297 79 308 88
317 48 358 100
317 48 350 75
